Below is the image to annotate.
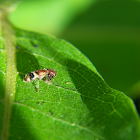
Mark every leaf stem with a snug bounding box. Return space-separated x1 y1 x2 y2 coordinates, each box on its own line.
0 10 17 140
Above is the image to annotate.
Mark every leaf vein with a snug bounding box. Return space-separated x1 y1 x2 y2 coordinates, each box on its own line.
13 102 105 139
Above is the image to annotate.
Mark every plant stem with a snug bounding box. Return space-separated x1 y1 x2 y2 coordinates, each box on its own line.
0 9 17 140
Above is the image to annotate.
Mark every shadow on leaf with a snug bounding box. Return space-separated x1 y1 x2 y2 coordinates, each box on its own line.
9 104 39 140
16 44 40 79
0 73 5 99
65 59 109 110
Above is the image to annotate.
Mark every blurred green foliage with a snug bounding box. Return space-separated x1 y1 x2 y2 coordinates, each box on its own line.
9 0 95 34
9 0 140 100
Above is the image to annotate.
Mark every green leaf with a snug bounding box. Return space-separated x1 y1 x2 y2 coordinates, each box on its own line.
0 23 140 140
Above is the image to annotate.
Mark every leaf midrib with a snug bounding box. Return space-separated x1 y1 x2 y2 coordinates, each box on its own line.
1 12 17 140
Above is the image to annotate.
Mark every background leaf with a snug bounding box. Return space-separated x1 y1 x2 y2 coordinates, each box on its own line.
9 0 95 35
0 27 140 140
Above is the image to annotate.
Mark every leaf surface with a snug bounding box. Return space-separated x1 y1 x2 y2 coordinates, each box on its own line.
0 27 140 140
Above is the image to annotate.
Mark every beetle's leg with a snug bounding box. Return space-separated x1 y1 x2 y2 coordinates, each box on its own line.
36 79 39 92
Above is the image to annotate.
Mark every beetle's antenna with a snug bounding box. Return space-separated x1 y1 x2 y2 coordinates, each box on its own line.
54 78 58 84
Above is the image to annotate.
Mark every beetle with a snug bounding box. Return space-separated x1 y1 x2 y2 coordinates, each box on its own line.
24 68 57 92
